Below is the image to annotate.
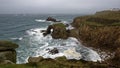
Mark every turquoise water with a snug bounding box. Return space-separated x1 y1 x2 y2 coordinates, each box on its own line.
0 14 102 64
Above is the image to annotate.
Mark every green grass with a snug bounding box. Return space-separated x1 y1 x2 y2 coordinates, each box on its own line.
53 23 66 27
0 56 108 68
72 11 120 27
0 40 18 48
0 64 34 68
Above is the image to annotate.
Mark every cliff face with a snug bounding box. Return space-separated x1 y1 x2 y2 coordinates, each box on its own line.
0 41 18 64
72 11 120 50
71 11 120 67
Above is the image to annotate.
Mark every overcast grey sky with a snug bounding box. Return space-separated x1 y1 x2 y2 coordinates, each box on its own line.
0 0 120 14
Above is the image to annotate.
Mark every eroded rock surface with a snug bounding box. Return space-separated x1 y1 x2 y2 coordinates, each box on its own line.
0 41 18 64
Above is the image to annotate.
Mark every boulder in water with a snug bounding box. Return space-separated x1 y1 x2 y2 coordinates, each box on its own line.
48 48 59 55
46 17 61 22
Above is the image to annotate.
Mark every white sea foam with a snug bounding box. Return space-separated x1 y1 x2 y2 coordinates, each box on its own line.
26 28 46 36
62 21 69 24
17 27 102 64
11 37 23 41
64 48 82 60
35 19 46 22
66 25 74 30
35 19 54 23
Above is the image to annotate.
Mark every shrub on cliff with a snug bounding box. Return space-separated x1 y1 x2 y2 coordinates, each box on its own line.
71 10 120 67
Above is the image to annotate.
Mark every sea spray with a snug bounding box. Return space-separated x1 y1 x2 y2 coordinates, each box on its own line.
16 27 102 64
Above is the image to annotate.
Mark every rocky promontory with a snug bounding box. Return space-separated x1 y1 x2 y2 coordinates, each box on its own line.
43 10 120 67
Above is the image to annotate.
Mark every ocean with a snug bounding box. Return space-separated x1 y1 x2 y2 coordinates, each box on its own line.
0 14 101 64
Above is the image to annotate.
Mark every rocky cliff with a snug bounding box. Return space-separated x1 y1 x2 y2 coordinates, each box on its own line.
43 10 120 67
0 40 18 64
71 10 120 67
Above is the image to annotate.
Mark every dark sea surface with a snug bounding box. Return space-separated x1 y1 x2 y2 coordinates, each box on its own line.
0 14 79 39
0 14 102 64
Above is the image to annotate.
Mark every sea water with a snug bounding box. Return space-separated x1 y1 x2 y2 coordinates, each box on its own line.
0 14 101 64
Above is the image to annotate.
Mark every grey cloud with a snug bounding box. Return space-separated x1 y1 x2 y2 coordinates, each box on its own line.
0 0 120 14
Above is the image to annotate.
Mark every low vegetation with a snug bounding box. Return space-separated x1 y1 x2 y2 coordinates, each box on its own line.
71 10 120 67
0 56 108 68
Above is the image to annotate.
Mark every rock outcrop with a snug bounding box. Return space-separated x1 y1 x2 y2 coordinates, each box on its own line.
0 40 18 64
46 17 61 22
44 23 68 39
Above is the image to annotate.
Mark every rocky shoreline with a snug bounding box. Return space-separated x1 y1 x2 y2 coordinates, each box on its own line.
0 10 120 68
43 10 120 67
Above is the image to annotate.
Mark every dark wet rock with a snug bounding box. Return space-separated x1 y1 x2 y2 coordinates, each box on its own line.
0 40 18 64
28 56 44 63
41 30 46 33
65 24 69 27
48 48 59 55
43 33 48 37
46 25 53 34
46 17 61 22
43 25 53 36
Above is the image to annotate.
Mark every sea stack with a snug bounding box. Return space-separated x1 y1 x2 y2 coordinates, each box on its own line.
46 17 61 22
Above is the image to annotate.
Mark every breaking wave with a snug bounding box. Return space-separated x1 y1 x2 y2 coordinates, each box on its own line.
16 27 101 64
35 19 46 22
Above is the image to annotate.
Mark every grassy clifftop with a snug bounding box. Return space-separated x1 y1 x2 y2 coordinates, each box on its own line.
71 10 120 67
72 11 120 27
0 56 108 68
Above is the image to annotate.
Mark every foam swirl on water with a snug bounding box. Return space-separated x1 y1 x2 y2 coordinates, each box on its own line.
16 27 101 64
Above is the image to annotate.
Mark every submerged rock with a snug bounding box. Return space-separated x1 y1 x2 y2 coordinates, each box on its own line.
48 48 59 55
0 40 18 64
